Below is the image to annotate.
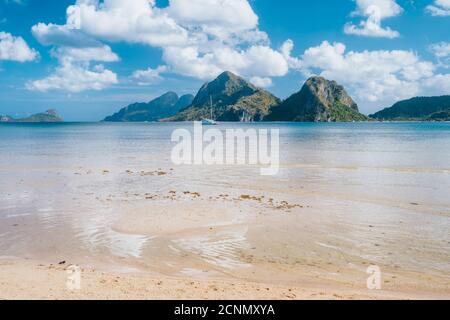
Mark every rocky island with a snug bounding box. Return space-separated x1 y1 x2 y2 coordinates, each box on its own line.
163 72 366 122
99 71 449 123
0 109 63 123
371 96 450 121
165 71 280 122
266 76 367 122
104 92 194 122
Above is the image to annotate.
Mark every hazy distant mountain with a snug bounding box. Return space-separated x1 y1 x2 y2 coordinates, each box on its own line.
1 109 63 123
165 71 280 122
371 96 450 121
266 76 367 122
104 92 194 122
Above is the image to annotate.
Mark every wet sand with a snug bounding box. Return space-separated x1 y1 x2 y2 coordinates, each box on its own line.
0 166 449 299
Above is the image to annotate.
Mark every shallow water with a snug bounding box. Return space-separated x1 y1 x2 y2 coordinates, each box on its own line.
0 122 449 289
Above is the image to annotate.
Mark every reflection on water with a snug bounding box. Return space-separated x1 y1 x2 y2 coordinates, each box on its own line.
173 226 251 270
71 207 152 259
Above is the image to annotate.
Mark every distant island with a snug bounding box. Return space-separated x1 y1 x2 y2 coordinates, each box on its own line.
105 71 449 123
266 76 368 122
0 109 63 123
163 71 280 122
370 96 450 121
3 73 449 123
103 92 194 122
106 71 368 123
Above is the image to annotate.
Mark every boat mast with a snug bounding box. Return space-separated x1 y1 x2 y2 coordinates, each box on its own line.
210 95 213 120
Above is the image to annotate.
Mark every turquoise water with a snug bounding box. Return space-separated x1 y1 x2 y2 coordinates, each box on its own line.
1 122 449 190
1 122 449 168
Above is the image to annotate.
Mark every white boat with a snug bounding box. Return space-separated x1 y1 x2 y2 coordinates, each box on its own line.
202 95 218 125
202 119 217 125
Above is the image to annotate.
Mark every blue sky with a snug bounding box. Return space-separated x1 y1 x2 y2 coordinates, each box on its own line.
0 0 449 121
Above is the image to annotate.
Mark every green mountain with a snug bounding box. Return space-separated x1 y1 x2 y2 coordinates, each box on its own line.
166 71 280 122
1 109 63 123
104 92 194 122
427 109 450 121
266 76 367 122
371 96 450 121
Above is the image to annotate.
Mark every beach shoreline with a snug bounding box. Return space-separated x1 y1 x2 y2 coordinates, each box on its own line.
1 258 448 300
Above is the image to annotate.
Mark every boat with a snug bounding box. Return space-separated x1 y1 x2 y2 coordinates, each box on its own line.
241 110 253 122
202 119 218 125
202 96 218 125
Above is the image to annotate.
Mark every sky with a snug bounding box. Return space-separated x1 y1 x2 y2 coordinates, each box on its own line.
0 0 449 121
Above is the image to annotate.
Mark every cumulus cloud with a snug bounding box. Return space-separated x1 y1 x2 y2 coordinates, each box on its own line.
68 0 281 80
250 76 272 88
167 0 263 44
132 65 167 85
168 0 258 31
51 45 119 63
280 39 302 69
66 0 188 47
32 22 101 48
344 0 402 38
429 42 450 67
0 31 38 62
30 0 291 90
423 73 450 94
296 41 450 109
430 42 450 58
27 62 118 92
162 45 288 81
426 0 450 16
30 14 119 92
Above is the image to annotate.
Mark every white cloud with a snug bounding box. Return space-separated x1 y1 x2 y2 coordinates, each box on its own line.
429 42 450 68
250 76 272 88
132 65 167 85
344 0 402 38
280 39 302 69
168 0 258 31
167 0 261 43
0 31 38 62
430 42 450 58
27 62 118 92
51 45 119 63
30 15 119 92
32 22 101 47
32 0 290 88
426 0 450 16
162 45 288 81
296 41 450 110
423 73 450 94
66 0 188 47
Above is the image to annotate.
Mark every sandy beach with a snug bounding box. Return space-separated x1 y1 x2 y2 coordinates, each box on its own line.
1 259 448 300
1 180 449 300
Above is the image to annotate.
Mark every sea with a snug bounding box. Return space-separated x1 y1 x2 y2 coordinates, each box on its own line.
0 122 449 287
